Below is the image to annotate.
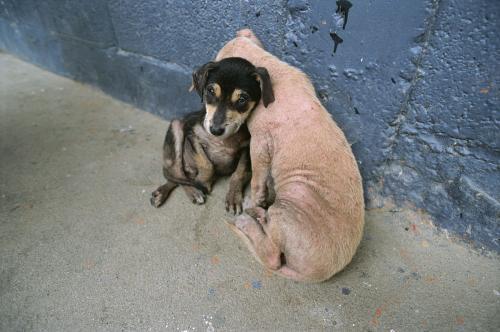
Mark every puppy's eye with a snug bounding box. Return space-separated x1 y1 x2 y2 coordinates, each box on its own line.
237 96 248 105
207 87 215 96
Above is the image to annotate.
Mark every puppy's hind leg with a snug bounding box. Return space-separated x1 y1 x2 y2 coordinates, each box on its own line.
182 135 214 205
151 119 184 208
163 119 186 179
151 181 178 208
182 186 206 205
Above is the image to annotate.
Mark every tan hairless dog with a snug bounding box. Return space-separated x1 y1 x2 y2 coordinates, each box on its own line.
217 29 364 282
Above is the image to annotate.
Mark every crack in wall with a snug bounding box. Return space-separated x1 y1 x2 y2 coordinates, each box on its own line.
382 0 442 165
105 0 119 51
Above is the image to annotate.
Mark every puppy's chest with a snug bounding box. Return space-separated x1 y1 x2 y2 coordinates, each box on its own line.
192 123 249 174
203 137 247 173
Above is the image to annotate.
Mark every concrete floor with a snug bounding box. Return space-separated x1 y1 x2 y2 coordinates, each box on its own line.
0 52 499 332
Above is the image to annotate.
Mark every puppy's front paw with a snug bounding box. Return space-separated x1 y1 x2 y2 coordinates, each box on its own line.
226 189 243 215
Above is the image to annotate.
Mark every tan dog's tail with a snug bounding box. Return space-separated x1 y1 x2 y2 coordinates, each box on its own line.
236 29 264 49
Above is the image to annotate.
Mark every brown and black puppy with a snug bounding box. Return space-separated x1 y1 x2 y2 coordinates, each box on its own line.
151 57 274 214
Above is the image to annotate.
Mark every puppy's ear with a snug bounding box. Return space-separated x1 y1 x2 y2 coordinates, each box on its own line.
191 61 218 101
254 67 275 107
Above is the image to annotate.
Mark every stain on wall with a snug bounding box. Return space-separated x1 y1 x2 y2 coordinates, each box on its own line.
0 0 498 251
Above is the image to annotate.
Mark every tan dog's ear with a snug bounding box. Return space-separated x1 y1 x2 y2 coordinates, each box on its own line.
255 67 275 107
192 61 218 101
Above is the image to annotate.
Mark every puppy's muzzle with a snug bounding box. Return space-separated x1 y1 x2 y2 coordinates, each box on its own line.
209 124 225 136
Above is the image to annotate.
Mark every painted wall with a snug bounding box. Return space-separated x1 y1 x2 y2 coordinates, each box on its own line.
1 0 498 251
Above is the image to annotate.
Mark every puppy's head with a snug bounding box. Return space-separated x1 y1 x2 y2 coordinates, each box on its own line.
192 57 274 138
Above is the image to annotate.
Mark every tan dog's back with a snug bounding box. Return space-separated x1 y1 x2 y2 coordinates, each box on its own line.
219 30 364 282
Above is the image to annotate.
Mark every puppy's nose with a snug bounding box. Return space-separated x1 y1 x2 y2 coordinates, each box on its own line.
210 125 225 136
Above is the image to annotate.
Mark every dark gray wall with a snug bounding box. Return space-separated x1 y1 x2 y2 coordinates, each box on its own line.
1 0 498 251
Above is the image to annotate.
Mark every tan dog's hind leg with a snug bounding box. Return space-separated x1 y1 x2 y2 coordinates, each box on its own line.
227 208 309 282
228 210 281 270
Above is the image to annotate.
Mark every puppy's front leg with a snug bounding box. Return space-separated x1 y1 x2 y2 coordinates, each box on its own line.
225 149 251 215
250 134 272 208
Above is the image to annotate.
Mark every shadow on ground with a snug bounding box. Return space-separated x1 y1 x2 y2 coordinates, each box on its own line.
1 53 499 331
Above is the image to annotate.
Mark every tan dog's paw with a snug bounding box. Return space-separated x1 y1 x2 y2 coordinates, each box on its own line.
225 189 243 215
234 214 262 237
244 206 267 225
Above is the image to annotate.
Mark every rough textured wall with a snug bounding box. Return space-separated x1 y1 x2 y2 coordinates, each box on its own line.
382 0 500 251
0 0 498 251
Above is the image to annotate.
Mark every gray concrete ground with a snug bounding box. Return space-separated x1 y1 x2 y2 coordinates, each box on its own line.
0 52 499 332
